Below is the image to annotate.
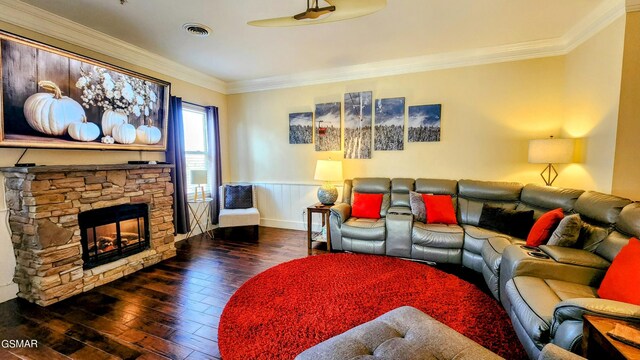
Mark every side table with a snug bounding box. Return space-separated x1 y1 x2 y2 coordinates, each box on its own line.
583 315 640 360
187 198 213 240
307 203 332 255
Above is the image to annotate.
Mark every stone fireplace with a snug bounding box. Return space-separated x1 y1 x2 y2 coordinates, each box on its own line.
0 164 176 306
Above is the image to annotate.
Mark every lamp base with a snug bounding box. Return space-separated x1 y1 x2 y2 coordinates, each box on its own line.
540 163 559 186
317 183 338 205
194 185 205 202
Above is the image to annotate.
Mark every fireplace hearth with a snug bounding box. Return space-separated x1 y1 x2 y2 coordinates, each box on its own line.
79 203 150 269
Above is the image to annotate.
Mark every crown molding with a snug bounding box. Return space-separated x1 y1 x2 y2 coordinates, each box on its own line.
562 0 626 52
626 0 640 12
0 0 625 95
228 0 625 94
227 39 567 94
0 0 227 94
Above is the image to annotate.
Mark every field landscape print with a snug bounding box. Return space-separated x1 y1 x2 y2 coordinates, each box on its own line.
408 104 442 142
344 91 372 159
375 97 405 150
314 102 341 151
289 112 313 144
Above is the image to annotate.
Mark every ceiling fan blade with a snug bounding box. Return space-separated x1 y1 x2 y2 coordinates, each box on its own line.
248 0 386 27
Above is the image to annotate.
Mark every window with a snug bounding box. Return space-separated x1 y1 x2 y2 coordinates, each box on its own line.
182 104 210 195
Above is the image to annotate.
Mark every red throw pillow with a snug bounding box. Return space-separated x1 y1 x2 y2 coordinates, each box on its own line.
526 208 564 246
598 237 640 305
422 194 457 224
351 193 383 219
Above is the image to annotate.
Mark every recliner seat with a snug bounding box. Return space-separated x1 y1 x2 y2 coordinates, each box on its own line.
481 184 584 300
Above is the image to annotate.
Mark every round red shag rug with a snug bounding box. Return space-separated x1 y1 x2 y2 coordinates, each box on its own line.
218 253 526 359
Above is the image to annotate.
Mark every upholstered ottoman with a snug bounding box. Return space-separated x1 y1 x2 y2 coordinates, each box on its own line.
295 306 502 360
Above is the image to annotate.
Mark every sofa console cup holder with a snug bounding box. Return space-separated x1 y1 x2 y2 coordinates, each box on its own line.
527 251 550 259
520 245 542 252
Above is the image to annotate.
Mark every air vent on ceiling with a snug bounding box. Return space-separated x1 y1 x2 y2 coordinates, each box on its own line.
182 23 212 37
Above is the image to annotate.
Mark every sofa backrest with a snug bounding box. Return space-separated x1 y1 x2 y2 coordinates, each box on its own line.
516 184 584 219
573 191 632 252
416 178 459 211
391 178 414 208
457 179 523 225
348 178 392 217
595 202 640 262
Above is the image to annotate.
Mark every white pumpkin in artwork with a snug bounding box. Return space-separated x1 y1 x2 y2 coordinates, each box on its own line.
23 80 85 136
136 124 162 145
112 122 136 144
101 109 128 136
68 116 100 142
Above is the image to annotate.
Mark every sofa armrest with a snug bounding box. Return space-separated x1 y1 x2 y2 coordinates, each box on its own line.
388 206 412 216
501 245 607 287
499 245 608 307
330 203 351 225
551 298 640 337
539 344 586 360
539 245 610 269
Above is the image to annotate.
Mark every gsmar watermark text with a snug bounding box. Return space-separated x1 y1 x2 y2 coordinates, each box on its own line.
1 339 38 348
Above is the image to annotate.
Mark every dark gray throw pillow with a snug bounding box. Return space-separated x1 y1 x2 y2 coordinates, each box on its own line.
547 214 581 247
225 185 253 209
409 191 426 223
478 204 534 239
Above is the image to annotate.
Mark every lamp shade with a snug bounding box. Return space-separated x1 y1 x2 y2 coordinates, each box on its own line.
528 138 575 164
190 169 208 185
314 160 343 182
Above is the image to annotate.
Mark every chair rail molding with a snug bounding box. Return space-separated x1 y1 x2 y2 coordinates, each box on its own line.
0 175 19 303
234 182 343 231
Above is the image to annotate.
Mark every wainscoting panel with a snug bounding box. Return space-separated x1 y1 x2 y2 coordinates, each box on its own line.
237 183 344 231
0 176 20 302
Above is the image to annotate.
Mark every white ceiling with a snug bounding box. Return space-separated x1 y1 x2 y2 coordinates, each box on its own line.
5 0 623 93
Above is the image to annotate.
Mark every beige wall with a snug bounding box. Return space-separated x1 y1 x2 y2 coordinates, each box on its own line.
563 16 625 193
612 11 640 199
0 21 229 179
228 18 625 192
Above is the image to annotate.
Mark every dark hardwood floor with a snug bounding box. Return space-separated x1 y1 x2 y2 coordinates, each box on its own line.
0 227 486 360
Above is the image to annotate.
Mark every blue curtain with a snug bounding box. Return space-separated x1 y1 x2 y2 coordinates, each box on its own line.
205 106 222 224
166 96 191 234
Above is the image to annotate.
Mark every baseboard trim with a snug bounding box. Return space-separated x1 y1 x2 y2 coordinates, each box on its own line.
0 282 18 304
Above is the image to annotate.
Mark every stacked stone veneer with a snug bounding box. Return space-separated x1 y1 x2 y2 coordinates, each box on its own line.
1 164 176 306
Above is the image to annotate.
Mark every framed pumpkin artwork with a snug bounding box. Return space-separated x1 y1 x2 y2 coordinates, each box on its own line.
0 31 170 151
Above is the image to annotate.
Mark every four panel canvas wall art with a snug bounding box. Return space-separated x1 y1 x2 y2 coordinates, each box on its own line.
374 97 405 151
314 102 341 151
289 112 313 144
343 91 372 159
408 104 442 143
289 93 442 155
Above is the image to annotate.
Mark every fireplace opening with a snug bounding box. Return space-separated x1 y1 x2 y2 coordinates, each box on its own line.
79 203 150 269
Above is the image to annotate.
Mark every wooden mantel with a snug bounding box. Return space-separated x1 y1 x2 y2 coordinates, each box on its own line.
0 163 174 174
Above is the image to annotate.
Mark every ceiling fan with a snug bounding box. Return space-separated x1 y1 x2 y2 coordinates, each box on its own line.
248 0 386 27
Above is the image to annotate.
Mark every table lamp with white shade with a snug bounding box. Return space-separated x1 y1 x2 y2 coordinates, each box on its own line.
314 159 343 205
190 169 208 201
528 136 575 186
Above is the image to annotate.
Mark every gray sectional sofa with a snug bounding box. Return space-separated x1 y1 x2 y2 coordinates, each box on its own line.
329 177 640 359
